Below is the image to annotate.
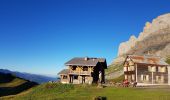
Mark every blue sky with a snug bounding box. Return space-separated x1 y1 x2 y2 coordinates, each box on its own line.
0 0 170 77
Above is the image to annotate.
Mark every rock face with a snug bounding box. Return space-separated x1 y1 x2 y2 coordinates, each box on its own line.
115 13 170 63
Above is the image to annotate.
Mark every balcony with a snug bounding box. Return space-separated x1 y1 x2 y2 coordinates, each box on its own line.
69 70 91 75
124 66 135 72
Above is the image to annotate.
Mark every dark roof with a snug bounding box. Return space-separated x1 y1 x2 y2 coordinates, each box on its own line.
58 69 69 75
65 57 106 67
127 55 169 66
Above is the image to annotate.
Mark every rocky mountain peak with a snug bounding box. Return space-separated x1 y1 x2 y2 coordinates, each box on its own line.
138 13 170 41
115 13 170 63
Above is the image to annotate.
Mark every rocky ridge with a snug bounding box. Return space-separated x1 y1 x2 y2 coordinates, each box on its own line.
106 13 170 79
115 13 170 63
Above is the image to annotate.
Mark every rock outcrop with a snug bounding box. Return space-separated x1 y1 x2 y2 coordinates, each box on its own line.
114 13 170 63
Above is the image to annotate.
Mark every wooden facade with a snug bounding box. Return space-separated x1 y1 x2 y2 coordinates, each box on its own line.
58 57 107 84
124 55 170 85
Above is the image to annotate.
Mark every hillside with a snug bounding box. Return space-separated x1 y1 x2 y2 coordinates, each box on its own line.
0 69 57 84
166 57 170 64
0 72 38 97
3 83 170 100
105 64 123 80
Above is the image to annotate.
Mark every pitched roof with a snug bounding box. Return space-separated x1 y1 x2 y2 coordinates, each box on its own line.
58 69 69 75
65 57 106 66
127 55 169 66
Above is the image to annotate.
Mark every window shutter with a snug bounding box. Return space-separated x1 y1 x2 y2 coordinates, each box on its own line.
158 67 161 72
132 74 135 80
162 67 166 72
156 76 159 82
141 75 143 81
131 66 134 71
128 67 131 71
161 76 164 82
124 67 127 71
146 75 149 81
152 66 156 72
148 66 151 72
125 75 128 79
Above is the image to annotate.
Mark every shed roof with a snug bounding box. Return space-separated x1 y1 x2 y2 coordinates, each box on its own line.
127 55 169 66
58 69 69 75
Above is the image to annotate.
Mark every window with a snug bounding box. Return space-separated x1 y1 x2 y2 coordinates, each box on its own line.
158 67 166 72
72 66 77 70
83 66 88 71
132 74 135 81
63 75 67 79
148 66 156 72
148 66 151 72
125 75 128 79
124 67 127 71
129 61 134 66
141 74 149 81
74 75 78 80
152 66 156 72
126 66 134 71
156 75 164 83
161 75 164 82
129 66 134 71
156 76 161 82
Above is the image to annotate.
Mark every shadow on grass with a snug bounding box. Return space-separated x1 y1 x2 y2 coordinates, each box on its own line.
94 96 107 100
0 81 38 97
0 73 15 84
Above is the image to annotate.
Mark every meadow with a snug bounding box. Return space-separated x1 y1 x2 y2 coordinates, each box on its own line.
1 83 170 100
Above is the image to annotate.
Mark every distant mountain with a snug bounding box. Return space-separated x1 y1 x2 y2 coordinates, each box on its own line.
0 69 57 84
0 72 38 97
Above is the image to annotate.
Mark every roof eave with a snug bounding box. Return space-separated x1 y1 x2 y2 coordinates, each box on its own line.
135 62 169 66
65 64 96 66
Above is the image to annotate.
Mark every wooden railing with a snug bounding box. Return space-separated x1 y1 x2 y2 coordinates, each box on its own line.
69 70 91 75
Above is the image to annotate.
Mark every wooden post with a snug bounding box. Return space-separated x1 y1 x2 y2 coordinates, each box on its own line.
151 66 154 84
152 71 153 84
168 66 170 85
89 66 92 77
78 66 80 75
69 75 71 83
135 64 138 82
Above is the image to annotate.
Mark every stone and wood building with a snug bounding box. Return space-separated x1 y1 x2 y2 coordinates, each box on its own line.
124 55 170 85
58 57 107 84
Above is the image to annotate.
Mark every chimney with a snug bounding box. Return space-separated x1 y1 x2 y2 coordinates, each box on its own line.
84 57 88 61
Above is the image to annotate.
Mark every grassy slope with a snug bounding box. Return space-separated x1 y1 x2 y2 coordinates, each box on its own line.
0 73 38 97
106 74 124 83
166 57 170 64
0 78 26 88
105 64 123 75
3 83 170 100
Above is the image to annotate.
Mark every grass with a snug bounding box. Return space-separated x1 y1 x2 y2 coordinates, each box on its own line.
166 57 170 64
105 64 123 75
2 83 170 100
0 73 38 97
106 74 124 83
0 78 26 88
